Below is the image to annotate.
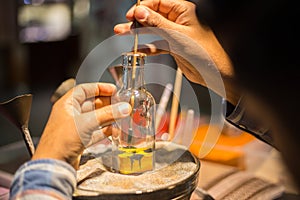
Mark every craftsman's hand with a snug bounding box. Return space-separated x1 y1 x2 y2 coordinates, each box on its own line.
114 0 240 104
32 83 131 169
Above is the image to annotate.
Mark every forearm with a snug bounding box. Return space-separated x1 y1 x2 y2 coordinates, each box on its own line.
10 159 76 200
194 24 241 105
171 34 241 106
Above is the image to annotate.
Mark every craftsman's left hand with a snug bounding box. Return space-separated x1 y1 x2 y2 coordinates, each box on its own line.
32 82 131 169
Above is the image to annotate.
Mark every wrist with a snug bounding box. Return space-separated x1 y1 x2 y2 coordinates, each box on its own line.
31 145 83 170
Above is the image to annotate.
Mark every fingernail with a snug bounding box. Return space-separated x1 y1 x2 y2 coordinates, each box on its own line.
135 6 149 21
118 103 131 116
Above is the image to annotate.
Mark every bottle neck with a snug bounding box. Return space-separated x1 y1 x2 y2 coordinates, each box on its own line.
123 66 145 90
121 52 146 90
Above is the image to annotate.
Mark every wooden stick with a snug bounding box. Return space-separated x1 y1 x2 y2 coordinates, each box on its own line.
131 0 141 82
182 109 195 147
169 68 183 140
156 83 173 131
128 0 141 144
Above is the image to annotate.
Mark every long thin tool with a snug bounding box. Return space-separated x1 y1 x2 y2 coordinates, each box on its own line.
128 0 141 144
169 68 183 140
131 0 141 81
156 83 173 131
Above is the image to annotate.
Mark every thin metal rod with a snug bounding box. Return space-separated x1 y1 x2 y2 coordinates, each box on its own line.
22 126 35 157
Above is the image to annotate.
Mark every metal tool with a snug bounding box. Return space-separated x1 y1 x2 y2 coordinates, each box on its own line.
0 94 35 157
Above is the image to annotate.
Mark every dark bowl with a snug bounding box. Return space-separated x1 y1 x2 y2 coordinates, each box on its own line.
73 141 201 200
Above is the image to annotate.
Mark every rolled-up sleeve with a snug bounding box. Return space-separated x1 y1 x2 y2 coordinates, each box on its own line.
9 159 76 200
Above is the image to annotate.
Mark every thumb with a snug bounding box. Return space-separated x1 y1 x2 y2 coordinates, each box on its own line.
134 5 177 29
76 102 131 147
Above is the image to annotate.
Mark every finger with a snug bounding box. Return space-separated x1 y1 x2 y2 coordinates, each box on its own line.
126 0 161 21
80 102 131 131
86 128 107 147
95 97 111 109
127 0 191 24
123 0 181 28
114 22 132 34
86 125 110 147
125 4 136 21
114 22 153 35
81 96 111 113
101 125 115 137
76 102 131 146
133 5 180 29
86 125 120 147
96 102 131 127
72 83 116 105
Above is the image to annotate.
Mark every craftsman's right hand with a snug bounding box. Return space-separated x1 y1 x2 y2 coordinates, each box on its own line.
32 82 131 169
114 0 240 104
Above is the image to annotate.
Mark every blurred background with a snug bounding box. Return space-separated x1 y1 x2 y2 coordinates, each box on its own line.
0 0 213 172
1 1 299 198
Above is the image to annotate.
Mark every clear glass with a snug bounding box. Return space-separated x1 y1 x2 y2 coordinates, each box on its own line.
112 52 156 175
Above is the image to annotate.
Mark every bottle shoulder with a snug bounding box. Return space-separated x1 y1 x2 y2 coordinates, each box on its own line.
116 88 156 104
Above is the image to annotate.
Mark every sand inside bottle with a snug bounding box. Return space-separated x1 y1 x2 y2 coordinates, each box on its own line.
116 146 154 174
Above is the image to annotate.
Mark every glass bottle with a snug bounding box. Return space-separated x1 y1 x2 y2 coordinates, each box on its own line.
112 52 156 175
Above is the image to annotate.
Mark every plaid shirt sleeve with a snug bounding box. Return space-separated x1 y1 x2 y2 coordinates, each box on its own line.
9 159 76 200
